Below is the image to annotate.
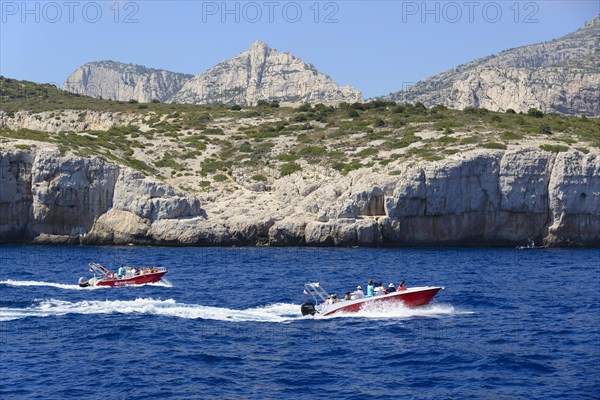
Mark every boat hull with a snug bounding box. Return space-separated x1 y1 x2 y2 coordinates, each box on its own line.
319 286 443 316
94 271 167 287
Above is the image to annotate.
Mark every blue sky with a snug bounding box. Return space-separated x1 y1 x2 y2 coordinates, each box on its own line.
1 1 598 98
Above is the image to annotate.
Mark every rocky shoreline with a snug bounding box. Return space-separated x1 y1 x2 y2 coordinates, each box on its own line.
2 145 598 247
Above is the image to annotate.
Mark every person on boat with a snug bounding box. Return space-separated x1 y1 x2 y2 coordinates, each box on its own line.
117 264 125 278
344 292 351 301
387 283 396 293
325 295 332 305
352 285 364 300
366 280 374 297
397 281 407 291
373 283 385 296
331 294 339 303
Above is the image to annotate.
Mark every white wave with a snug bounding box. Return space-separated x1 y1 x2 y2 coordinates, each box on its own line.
0 298 303 323
0 297 467 323
0 279 104 291
148 278 173 288
321 302 472 320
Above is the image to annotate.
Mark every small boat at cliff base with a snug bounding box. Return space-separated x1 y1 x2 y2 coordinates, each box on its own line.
79 262 167 287
301 282 443 316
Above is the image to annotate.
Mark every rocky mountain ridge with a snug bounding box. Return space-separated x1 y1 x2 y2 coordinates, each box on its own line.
63 41 362 106
382 15 600 116
64 61 193 103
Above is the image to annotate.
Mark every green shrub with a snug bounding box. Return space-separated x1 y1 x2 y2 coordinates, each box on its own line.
528 108 544 118
540 144 569 153
539 124 552 135
251 174 268 182
280 162 302 176
333 161 362 175
459 136 478 145
298 146 327 157
500 132 524 141
483 142 507 150
358 147 378 157
213 173 228 182
575 147 589 154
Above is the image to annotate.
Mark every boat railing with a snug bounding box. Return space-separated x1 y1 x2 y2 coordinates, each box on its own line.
304 282 330 304
88 263 166 280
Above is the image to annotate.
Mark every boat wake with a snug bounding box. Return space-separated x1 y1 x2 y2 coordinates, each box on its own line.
0 298 301 323
0 298 470 323
0 279 172 291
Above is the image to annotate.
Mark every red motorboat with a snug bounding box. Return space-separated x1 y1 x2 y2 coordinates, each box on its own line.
78 262 167 287
301 282 443 316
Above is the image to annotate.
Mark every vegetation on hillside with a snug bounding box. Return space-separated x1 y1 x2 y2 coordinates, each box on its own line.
1 76 598 192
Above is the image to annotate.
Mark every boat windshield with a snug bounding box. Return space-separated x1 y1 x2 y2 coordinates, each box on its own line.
88 262 110 276
304 283 330 304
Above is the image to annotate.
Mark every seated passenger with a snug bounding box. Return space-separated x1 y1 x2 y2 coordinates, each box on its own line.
117 264 125 278
387 283 396 293
351 285 365 300
398 281 407 291
373 283 385 296
344 292 351 301
366 280 374 297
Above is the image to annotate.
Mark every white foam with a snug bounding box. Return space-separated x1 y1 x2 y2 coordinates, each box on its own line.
0 297 469 323
0 298 303 323
321 302 473 320
0 279 104 291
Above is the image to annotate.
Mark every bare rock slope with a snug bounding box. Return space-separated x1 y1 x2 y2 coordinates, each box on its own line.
64 42 362 106
171 40 362 106
382 15 600 116
64 61 193 103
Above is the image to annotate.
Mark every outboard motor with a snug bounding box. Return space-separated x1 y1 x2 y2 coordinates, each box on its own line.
301 301 317 316
78 277 90 288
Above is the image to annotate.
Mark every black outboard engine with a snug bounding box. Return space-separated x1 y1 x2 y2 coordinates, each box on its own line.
78 277 90 288
301 301 317 316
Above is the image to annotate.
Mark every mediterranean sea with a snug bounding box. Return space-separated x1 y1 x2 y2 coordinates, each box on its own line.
1 245 598 399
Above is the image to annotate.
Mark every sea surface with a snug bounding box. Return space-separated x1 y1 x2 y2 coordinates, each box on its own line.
0 245 598 399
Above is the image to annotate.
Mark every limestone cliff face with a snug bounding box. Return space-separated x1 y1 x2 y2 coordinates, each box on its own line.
171 41 362 106
64 61 193 103
0 147 205 244
0 110 136 133
1 145 598 246
383 15 600 116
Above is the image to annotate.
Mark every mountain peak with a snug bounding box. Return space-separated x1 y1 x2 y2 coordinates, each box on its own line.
171 43 362 105
584 14 599 28
249 40 270 51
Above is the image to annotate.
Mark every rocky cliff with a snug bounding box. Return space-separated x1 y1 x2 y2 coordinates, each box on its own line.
63 42 362 106
382 15 600 116
2 144 598 246
170 41 362 106
64 61 193 103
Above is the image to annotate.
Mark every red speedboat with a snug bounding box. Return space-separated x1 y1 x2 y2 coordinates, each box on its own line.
78 262 167 287
301 282 443 316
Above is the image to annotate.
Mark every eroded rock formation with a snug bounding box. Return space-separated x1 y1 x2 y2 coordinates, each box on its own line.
1 146 598 246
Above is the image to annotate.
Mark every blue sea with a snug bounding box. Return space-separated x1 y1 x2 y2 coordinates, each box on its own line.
0 245 598 399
